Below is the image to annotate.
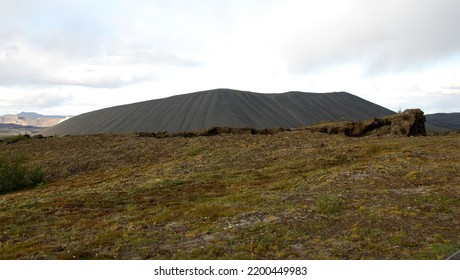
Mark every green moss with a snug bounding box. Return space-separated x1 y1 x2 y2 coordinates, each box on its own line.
428 243 459 260
186 144 206 156
161 179 188 186
316 194 344 214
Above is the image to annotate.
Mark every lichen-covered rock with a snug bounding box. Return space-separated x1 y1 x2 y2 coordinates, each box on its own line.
306 109 426 137
389 109 426 136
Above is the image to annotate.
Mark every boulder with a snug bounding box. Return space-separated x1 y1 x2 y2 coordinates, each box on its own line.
389 109 426 136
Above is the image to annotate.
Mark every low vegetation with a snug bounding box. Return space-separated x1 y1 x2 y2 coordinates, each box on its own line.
0 154 45 195
0 134 47 144
0 130 459 259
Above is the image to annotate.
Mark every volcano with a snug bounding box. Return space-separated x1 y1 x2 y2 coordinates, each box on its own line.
43 89 394 136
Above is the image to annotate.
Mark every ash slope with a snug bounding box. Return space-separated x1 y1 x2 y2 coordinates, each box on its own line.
43 89 394 136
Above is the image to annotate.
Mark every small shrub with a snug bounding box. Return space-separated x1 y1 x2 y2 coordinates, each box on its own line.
390 230 408 246
316 194 343 214
4 134 31 144
186 145 206 156
161 179 187 186
137 131 169 139
0 155 45 194
430 243 459 260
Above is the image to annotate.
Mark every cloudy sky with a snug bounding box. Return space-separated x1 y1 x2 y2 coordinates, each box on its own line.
1 0 459 116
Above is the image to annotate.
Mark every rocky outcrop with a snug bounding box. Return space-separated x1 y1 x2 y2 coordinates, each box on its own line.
137 126 290 138
136 110 427 139
305 109 426 137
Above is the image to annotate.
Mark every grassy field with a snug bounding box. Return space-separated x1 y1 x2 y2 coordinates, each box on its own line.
0 130 459 259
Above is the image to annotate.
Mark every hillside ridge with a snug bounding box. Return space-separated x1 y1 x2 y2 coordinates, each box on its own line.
425 113 460 130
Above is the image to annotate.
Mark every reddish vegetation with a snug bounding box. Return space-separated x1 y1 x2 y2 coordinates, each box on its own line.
0 129 459 259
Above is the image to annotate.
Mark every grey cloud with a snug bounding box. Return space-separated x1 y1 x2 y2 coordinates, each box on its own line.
46 74 153 89
0 0 201 88
110 48 202 68
0 0 119 87
285 0 460 75
444 85 460 91
0 54 46 86
0 50 134 89
0 0 113 59
0 58 151 89
23 92 72 108
0 92 73 110
410 91 460 113
0 44 199 88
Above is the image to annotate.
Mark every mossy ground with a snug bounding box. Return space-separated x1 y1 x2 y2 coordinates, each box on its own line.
0 131 459 259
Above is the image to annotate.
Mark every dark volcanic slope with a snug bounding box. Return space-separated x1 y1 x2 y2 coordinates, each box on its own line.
426 113 460 130
43 89 394 136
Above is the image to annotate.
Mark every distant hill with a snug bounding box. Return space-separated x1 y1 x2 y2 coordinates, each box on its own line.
0 123 39 130
0 123 43 137
16 112 67 119
425 113 460 130
0 112 70 136
42 89 395 136
0 112 69 128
